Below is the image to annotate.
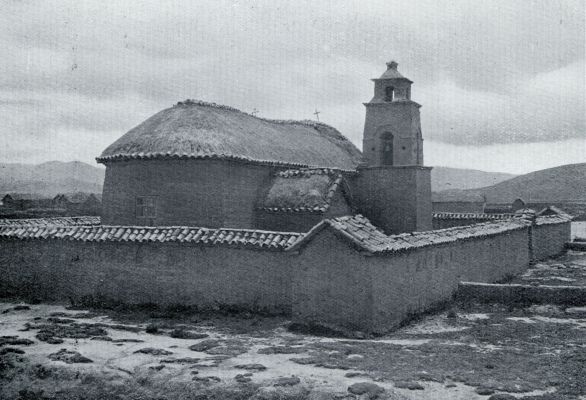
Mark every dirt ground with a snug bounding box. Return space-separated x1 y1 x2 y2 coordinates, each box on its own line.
1 254 585 400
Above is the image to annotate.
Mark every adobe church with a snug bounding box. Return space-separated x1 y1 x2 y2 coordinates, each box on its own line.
97 62 432 234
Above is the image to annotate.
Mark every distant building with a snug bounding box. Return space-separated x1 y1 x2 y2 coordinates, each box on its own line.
53 193 101 216
1 193 49 211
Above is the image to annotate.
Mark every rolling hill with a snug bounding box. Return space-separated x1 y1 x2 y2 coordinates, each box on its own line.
0 161 105 197
431 167 516 192
434 163 586 203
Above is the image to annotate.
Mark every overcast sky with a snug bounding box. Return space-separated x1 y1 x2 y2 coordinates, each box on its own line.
0 0 584 174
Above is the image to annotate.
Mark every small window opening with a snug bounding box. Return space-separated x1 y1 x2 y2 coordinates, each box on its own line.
381 132 394 165
385 86 394 102
136 196 156 220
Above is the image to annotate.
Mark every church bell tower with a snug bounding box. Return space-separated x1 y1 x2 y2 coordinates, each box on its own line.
355 61 432 234
362 61 423 166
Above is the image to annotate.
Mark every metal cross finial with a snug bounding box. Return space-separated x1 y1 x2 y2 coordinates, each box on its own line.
251 108 259 116
313 109 321 121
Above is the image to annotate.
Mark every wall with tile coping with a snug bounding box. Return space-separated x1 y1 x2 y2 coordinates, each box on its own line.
0 218 571 333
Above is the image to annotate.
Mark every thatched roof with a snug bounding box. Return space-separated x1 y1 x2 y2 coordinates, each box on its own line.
97 100 362 170
259 169 347 213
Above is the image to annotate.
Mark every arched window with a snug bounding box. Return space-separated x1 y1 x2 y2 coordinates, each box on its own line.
381 132 394 165
385 86 394 102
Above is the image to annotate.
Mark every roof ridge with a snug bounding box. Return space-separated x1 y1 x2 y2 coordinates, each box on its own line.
175 99 338 130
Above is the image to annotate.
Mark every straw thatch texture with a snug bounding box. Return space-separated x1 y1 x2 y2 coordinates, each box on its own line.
259 169 346 213
98 100 362 170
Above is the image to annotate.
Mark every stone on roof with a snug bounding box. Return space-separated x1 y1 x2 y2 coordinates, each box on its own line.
259 169 348 213
97 100 362 170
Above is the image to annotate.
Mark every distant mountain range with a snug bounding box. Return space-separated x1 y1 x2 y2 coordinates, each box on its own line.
434 163 586 203
0 161 105 197
431 167 516 192
1 161 584 204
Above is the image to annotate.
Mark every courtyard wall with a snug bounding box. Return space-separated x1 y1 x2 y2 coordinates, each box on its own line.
0 239 293 313
0 215 572 333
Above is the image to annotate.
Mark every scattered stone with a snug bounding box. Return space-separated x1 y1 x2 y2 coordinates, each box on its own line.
95 323 141 333
193 376 221 383
189 339 220 352
33 364 51 379
0 336 34 346
417 372 443 382
234 363 267 371
133 348 173 356
445 382 457 388
48 349 93 364
160 357 201 364
345 372 369 378
274 376 301 386
258 345 305 354
205 345 249 357
33 322 107 341
446 309 458 319
394 381 424 390
235 374 252 383
169 329 209 340
2 305 31 314
47 317 75 324
315 362 351 370
90 336 113 341
347 382 385 398
35 332 64 344
475 387 496 395
149 365 165 371
49 312 95 319
145 324 159 334
0 347 25 355
488 395 517 400
290 357 317 365
113 338 144 343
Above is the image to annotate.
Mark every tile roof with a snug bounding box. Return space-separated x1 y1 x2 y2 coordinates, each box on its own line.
433 212 515 220
288 214 531 255
536 205 573 220
0 216 101 226
259 169 348 213
0 224 303 250
535 215 573 226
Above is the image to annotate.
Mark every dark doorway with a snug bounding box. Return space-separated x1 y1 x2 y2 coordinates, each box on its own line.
381 132 394 165
385 86 394 102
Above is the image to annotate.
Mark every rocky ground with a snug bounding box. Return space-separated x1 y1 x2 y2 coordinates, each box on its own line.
508 250 586 287
1 254 585 400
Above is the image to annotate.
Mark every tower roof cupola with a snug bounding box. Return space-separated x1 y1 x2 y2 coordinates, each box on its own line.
375 61 413 82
